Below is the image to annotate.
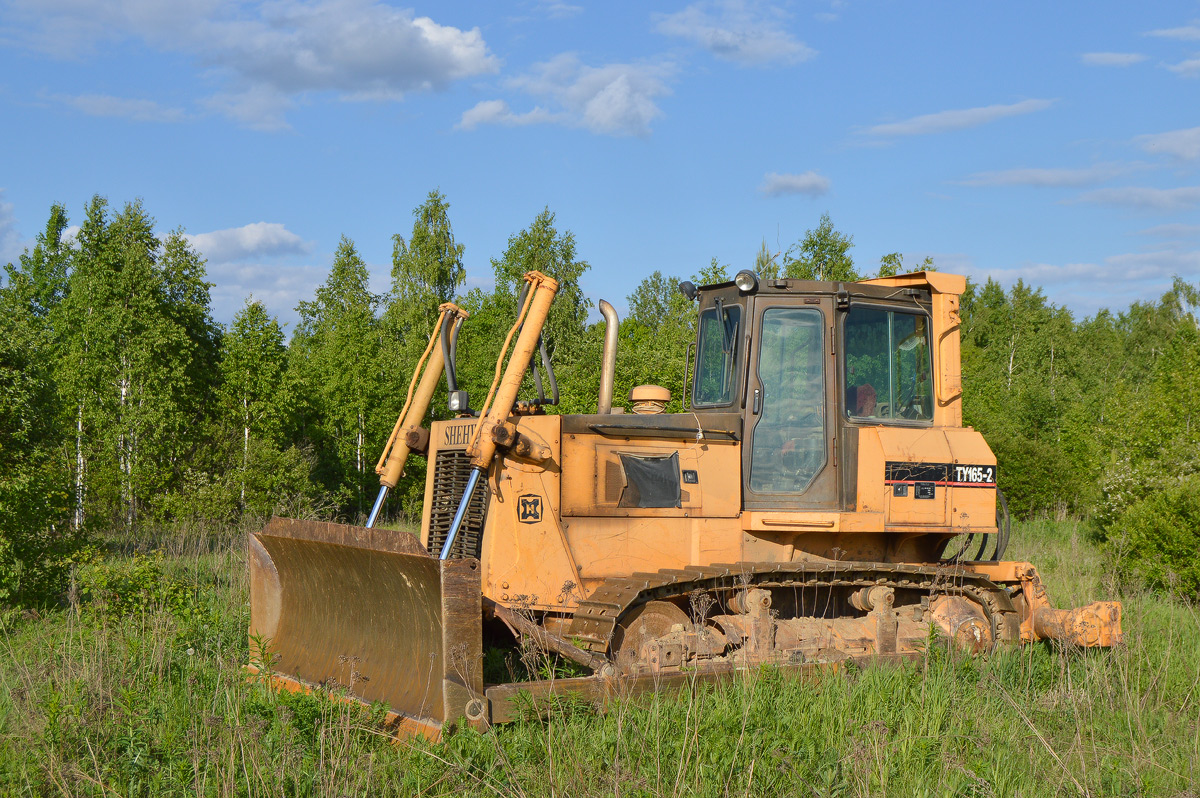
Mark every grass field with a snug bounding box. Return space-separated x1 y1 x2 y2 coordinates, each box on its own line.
1 520 1197 797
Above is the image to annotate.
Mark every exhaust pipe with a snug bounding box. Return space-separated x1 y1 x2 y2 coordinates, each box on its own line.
598 299 619 414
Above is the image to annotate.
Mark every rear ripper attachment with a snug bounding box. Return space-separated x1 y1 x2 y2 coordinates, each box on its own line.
248 268 1123 739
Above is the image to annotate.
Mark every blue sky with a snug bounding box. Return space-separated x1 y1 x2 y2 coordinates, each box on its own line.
2 1 1198 328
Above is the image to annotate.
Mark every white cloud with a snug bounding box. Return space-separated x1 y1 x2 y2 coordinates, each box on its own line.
655 1 815 66
964 250 1200 316
466 54 674 137
863 99 1054 137
1165 56 1200 77
990 252 1199 288
7 0 499 129
53 93 188 122
457 99 560 130
0 190 23 265
1136 223 1200 238
759 170 830 197
1145 22 1200 40
202 87 296 132
1136 126 1200 160
1069 186 1200 212
185 222 314 263
958 163 1128 188
534 0 583 19
206 261 327 326
1080 52 1147 67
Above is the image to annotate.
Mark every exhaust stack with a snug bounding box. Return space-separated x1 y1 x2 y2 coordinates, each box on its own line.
598 299 619 414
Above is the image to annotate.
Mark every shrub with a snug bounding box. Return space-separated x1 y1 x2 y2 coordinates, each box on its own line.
77 553 199 620
156 439 333 524
1107 473 1200 599
989 432 1076 519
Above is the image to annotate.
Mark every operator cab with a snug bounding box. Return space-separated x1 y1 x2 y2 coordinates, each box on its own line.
686 270 937 512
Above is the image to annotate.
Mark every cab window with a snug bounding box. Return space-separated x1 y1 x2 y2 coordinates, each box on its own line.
693 304 740 406
749 307 825 494
844 307 932 421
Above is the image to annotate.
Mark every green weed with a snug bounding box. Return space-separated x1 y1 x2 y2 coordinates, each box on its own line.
0 520 1196 796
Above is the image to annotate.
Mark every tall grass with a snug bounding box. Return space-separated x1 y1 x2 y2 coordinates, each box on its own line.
1 520 1197 796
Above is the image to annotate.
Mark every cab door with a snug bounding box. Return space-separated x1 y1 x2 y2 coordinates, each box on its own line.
742 296 840 511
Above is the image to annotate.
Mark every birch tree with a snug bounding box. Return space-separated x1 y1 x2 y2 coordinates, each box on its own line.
218 299 289 511
53 198 219 530
0 209 78 605
782 214 858 281
291 236 382 517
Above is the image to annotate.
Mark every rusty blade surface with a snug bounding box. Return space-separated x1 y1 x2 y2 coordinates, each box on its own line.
249 517 449 724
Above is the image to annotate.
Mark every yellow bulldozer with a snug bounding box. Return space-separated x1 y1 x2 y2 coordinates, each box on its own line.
248 269 1122 739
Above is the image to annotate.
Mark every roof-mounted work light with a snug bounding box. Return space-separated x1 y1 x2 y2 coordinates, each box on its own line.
734 270 758 293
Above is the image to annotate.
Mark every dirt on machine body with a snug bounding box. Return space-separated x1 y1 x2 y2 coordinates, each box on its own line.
249 269 1123 740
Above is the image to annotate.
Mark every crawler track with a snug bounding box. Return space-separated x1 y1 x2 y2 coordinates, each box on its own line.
567 560 1021 658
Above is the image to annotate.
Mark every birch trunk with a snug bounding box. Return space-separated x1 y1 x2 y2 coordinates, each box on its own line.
1007 333 1017 391
74 400 85 530
242 396 249 508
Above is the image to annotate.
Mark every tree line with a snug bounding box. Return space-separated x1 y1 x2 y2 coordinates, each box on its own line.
1 195 1196 605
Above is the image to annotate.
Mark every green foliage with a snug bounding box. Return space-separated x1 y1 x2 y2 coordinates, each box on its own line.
489 207 592 366
157 440 331 523
373 191 469 523
754 239 781 280
389 189 466 320
51 198 220 530
216 299 292 516
3 202 71 318
452 207 594 416
960 278 1084 516
609 262 732 413
877 252 935 278
77 552 199 619
957 274 1200 596
291 236 383 519
782 213 858 281
0 238 84 607
1110 474 1200 598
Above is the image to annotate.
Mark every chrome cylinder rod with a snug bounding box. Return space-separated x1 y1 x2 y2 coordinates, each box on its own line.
365 485 389 529
440 467 482 560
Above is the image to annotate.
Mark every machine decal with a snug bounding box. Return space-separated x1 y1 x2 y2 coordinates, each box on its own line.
517 494 543 523
885 461 997 488
443 422 477 448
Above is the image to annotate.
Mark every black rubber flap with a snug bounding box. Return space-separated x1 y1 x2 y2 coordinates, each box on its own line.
618 452 681 508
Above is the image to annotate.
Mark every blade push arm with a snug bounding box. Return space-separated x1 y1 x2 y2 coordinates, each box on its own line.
366 303 469 528
440 271 559 558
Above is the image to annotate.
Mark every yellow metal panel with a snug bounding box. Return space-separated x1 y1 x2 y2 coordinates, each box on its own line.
877 427 951 526
565 516 743 580
480 415 580 612
943 426 998 533
560 431 741 518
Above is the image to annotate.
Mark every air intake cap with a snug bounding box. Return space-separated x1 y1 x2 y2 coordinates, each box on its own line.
629 384 671 414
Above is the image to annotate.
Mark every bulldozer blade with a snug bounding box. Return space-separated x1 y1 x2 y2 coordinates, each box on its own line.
248 517 486 740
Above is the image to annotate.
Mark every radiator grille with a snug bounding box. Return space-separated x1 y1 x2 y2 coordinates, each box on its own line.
427 449 489 559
